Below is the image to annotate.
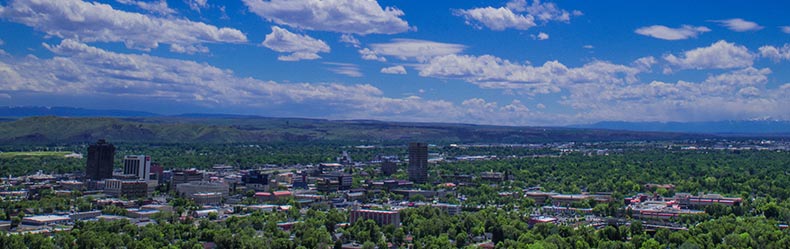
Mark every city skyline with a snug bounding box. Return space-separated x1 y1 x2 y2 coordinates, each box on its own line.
0 0 788 126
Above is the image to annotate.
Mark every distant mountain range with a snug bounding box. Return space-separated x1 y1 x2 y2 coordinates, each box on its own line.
575 121 790 135
0 106 158 117
0 106 783 144
0 116 706 145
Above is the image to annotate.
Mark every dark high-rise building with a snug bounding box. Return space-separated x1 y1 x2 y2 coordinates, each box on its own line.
381 161 397 176
86 139 115 181
242 169 270 185
408 142 428 184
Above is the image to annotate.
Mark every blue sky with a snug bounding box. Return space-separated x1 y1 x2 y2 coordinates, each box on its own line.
0 0 788 125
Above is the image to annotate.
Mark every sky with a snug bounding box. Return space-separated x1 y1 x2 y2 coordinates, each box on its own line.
0 0 788 126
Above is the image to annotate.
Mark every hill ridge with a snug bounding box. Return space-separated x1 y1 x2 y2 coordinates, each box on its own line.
0 116 710 144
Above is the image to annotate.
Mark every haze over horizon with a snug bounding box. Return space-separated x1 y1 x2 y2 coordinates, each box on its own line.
0 0 788 126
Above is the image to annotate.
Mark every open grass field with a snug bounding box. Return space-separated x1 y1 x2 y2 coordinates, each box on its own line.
0 151 72 158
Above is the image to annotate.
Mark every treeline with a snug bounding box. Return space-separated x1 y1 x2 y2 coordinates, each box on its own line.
2 206 790 248
440 149 790 199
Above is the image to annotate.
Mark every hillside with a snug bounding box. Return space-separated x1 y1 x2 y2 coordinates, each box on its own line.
0 116 711 144
575 120 790 136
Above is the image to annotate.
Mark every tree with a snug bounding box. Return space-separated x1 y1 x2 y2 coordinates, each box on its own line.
630 221 643 236
10 216 21 229
362 241 376 249
208 212 219 220
455 232 468 247
640 239 661 249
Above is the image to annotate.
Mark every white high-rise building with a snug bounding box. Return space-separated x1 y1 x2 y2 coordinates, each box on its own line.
123 155 151 180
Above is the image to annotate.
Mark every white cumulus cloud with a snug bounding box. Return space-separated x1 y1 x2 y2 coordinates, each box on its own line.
262 26 330 61
116 0 175 15
186 0 208 11
340 34 361 48
632 56 658 71
242 0 411 35
635 25 711 40
0 39 484 123
0 0 247 53
536 32 549 40
455 0 577 31
663 40 755 70
418 54 643 95
381 65 406 74
0 0 247 50
455 7 536 31
560 67 787 123
369 39 466 61
1 39 788 125
782 26 790 34
759 44 790 62
712 18 763 32
170 44 208 54
358 48 386 62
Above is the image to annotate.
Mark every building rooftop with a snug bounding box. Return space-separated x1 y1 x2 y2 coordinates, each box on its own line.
23 215 70 223
352 209 398 214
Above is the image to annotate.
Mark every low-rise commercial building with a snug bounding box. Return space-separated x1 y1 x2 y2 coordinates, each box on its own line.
127 209 160 219
22 215 70 226
69 210 101 221
349 209 401 227
628 200 705 220
141 204 173 212
323 173 353 190
192 192 224 205
176 181 229 199
479 171 505 182
525 191 555 205
171 169 204 187
392 189 452 200
255 191 292 202
371 180 413 191
58 180 84 191
316 178 340 193
529 216 558 225
674 193 742 208
193 209 219 218
541 206 594 215
550 193 612 207
104 179 148 198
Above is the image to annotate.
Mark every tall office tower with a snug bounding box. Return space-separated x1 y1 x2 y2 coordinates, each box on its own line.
86 139 115 180
123 155 151 180
408 142 428 184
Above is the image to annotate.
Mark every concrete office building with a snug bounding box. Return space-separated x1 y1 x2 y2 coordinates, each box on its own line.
123 155 151 180
104 179 149 198
171 169 204 187
176 181 229 198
